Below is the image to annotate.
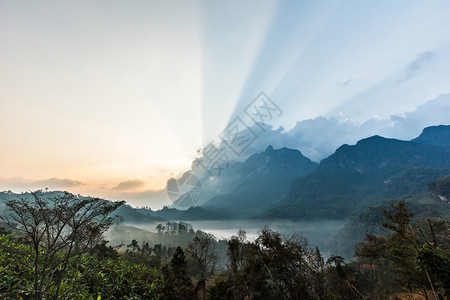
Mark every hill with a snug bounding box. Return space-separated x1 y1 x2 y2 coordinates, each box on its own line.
0 190 165 223
261 133 450 220
202 146 318 217
412 124 450 148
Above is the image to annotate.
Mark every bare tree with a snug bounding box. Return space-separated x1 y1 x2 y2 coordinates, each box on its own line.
188 234 217 300
1 190 123 300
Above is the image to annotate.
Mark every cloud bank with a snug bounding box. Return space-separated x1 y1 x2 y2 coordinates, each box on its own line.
207 93 450 163
111 179 145 191
0 177 85 192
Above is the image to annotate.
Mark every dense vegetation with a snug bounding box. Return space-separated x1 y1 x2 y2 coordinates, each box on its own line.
1 191 449 299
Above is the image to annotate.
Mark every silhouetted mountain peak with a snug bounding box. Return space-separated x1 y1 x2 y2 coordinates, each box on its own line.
265 145 274 152
412 125 450 147
242 146 317 176
327 134 449 175
357 135 385 144
203 146 318 216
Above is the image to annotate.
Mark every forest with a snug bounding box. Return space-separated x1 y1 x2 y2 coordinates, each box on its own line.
0 191 449 300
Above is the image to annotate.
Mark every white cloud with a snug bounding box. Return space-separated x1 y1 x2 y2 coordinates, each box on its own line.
112 179 145 191
0 177 85 191
380 93 450 140
199 94 450 163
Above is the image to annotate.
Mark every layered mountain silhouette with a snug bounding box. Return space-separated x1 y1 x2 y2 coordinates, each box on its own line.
261 125 450 219
2 126 448 227
162 125 450 221
201 146 318 217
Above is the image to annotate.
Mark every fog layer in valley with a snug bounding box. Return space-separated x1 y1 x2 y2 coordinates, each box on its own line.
116 219 346 255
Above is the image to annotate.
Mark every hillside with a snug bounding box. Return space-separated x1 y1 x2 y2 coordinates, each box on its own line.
202 146 318 217
0 190 165 223
412 124 450 148
329 185 450 258
261 132 450 220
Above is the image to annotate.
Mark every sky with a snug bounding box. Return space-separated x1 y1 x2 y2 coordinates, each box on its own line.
1 0 450 209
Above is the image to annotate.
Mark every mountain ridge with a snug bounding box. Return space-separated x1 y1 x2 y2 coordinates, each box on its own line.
202 145 318 217
259 126 450 220
412 124 450 147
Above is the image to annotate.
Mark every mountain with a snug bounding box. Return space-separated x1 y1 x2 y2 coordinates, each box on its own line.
261 132 450 220
412 125 450 148
428 174 450 203
202 146 318 217
169 161 244 209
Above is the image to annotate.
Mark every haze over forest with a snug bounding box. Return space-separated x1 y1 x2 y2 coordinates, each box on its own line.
1 1 450 299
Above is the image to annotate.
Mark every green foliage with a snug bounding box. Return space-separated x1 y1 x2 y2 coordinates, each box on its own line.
417 245 450 297
331 193 450 259
207 228 364 300
207 277 233 300
90 239 120 260
0 191 124 299
0 235 34 299
355 201 450 299
67 255 161 299
160 246 194 300
0 235 163 299
2 199 449 300
122 240 165 268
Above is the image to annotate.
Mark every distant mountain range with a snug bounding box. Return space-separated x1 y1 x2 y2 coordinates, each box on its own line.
2 125 449 259
2 125 449 226
161 125 450 221
262 131 450 219
1 125 448 262
0 191 165 223
168 145 317 217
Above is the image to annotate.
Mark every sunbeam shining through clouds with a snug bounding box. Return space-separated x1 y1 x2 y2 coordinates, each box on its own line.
1 0 450 209
2 3 450 298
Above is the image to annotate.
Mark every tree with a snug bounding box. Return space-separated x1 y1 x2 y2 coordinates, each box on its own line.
417 245 450 298
162 246 193 299
171 246 191 287
156 223 165 234
1 190 123 300
226 230 249 299
355 201 444 300
254 228 312 300
127 239 141 252
188 235 217 300
325 256 363 299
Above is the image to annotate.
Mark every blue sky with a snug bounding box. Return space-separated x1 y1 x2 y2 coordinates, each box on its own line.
0 0 449 208
202 0 450 139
